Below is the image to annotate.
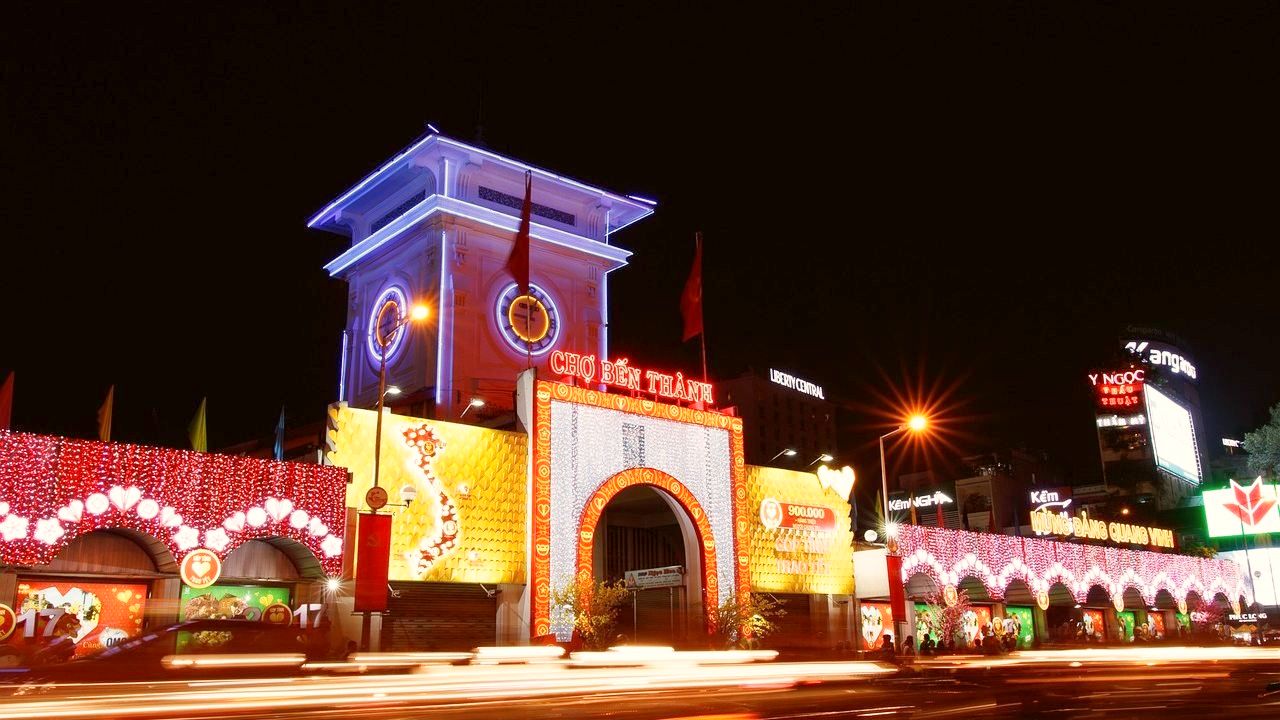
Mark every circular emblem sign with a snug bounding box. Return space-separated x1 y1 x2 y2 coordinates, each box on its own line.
365 485 389 511
0 603 16 642
1035 589 1050 611
180 548 222 589
1113 594 1125 613
1177 598 1188 615
759 498 782 530
261 603 292 626
943 585 959 607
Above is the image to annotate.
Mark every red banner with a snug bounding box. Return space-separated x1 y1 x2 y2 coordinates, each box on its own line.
886 554 907 624
354 512 392 612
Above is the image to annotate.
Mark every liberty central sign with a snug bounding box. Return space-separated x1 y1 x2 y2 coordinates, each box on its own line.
769 369 825 400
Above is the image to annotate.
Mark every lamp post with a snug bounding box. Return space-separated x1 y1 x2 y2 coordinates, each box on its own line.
879 415 928 522
769 448 798 463
459 398 486 418
373 301 429 492
807 453 835 467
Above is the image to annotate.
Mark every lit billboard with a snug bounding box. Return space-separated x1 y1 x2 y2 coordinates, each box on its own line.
1144 384 1201 484
1203 479 1280 538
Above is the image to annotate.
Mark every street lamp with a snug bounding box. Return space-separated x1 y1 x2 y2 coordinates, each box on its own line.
807 453 835 467
769 448 798 463
384 385 402 397
879 414 929 522
459 398 486 417
373 299 430 492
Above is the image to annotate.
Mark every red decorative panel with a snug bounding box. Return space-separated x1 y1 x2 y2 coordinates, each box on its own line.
0 431 349 575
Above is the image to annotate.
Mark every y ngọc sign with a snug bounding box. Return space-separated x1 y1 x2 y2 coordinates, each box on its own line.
549 351 714 405
1088 368 1145 411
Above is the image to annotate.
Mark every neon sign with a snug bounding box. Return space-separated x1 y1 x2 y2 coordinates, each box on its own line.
1089 369 1144 410
888 490 954 513
548 351 714 405
1029 507 1175 548
769 369 825 400
1203 478 1280 538
1125 341 1197 380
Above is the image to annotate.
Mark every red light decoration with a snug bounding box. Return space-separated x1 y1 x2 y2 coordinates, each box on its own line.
895 525 1249 608
0 431 349 575
1089 369 1145 412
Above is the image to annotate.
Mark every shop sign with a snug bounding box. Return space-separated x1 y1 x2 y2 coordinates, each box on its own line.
1124 341 1197 380
1029 507 1175 548
759 497 836 531
1203 478 1280 538
768 369 825 400
179 549 222 589
1228 612 1268 623
888 489 954 513
1088 369 1145 411
549 350 714 405
0 603 15 642
1029 487 1072 509
623 565 684 590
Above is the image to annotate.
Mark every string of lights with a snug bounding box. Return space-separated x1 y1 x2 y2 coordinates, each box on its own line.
0 430 349 575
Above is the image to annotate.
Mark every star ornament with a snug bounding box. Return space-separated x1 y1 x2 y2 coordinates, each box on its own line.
1224 478 1279 527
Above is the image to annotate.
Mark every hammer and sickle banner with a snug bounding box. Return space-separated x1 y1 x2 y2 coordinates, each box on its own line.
355 512 393 612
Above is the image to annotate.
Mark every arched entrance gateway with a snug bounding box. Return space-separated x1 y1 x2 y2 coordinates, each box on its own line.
576 468 716 642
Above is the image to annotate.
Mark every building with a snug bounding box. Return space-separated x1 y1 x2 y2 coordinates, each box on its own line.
308 132 654 422
314 133 858 649
1089 327 1207 510
718 369 837 467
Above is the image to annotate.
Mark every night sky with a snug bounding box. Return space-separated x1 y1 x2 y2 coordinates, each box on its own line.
4 3 1277 489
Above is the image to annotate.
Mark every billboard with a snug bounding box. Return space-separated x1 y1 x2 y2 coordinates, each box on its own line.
15 580 150 657
1145 384 1201 484
1203 479 1280 538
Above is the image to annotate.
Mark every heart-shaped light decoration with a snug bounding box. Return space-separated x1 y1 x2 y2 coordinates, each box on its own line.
223 512 246 533
86 493 110 515
109 485 142 512
136 499 159 520
264 497 293 523
58 500 84 523
160 506 182 528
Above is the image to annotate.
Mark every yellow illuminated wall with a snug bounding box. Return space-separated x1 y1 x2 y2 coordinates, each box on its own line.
326 405 526 584
746 465 854 595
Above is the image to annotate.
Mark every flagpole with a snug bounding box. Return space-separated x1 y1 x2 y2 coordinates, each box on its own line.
696 232 708 387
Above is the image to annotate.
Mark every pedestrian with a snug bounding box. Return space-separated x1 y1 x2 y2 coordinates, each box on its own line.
879 634 896 662
901 635 916 659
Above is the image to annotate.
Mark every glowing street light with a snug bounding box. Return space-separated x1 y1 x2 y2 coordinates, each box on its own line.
769 448 798 463
384 385 402 397
460 398 486 418
807 453 835 467
879 414 930 522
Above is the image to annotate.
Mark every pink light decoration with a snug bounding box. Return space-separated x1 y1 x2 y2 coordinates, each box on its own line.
896 525 1250 607
0 431 349 575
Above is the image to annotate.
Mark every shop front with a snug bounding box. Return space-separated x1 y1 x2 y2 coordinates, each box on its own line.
324 373 858 649
0 430 349 663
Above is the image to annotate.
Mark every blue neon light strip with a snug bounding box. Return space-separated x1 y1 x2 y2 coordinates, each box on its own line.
308 134 655 230
323 195 631 277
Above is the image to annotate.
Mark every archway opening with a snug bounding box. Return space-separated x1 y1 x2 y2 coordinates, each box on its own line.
593 484 699 645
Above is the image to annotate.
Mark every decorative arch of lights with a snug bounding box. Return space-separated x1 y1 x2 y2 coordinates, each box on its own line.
575 467 719 635
896 525 1251 607
0 431 349 575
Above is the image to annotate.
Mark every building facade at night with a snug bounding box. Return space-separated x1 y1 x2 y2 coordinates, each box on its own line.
312 134 858 648
719 369 837 468
1091 327 1207 511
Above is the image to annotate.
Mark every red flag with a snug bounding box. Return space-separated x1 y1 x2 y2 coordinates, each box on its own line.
505 171 532 296
936 502 945 528
0 372 12 430
886 554 907 624
354 512 393 612
680 235 703 341
987 503 996 533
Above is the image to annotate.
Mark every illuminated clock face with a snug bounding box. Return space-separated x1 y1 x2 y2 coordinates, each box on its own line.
496 282 559 355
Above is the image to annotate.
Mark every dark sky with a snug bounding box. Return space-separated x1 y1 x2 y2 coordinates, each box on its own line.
3 2 1277 487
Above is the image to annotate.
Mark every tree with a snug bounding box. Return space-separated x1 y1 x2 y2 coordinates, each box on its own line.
1244 403 1280 478
716 593 786 649
917 587 973 647
551 579 632 651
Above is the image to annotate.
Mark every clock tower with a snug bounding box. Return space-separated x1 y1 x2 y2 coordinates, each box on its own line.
309 133 654 419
